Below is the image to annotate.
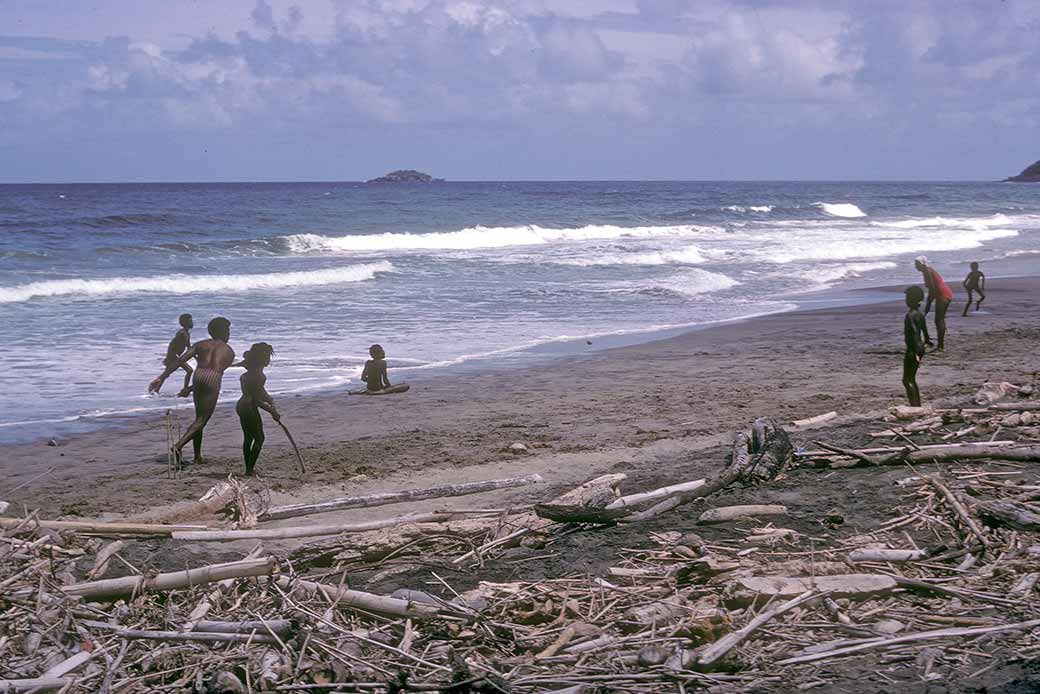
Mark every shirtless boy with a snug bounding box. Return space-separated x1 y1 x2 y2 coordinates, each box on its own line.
150 317 235 468
361 344 392 392
903 286 932 407
163 313 194 397
962 262 986 316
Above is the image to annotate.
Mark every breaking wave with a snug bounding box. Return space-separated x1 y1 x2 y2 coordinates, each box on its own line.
556 246 709 267
814 202 867 218
802 261 898 285
874 213 1011 229
284 224 725 253
722 205 774 213
0 262 393 304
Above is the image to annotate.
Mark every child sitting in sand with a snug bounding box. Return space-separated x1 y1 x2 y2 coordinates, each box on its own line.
236 342 280 476
361 344 392 392
962 262 986 316
903 286 932 407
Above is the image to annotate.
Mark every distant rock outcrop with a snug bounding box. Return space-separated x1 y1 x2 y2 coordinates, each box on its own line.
1006 160 1040 182
366 169 444 183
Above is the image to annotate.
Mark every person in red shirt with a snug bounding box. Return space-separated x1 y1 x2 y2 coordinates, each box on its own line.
914 256 953 352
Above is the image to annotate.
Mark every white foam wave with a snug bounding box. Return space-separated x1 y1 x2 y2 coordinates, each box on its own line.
814 202 866 218
557 246 708 267
645 269 739 298
762 227 1018 264
723 205 773 213
802 261 897 285
0 262 394 304
1005 249 1040 258
284 224 724 253
876 213 1011 229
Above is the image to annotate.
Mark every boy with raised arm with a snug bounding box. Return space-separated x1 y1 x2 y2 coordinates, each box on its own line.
162 313 194 397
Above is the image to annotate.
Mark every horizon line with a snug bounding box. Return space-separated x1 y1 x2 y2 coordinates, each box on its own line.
0 177 1016 185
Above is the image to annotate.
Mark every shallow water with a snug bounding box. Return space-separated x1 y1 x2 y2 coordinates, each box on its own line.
1 180 1038 441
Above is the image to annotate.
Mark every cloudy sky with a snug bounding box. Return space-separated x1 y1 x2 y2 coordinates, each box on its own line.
2 0 1038 182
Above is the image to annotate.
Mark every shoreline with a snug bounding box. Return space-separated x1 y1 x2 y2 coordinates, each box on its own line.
3 274 1039 520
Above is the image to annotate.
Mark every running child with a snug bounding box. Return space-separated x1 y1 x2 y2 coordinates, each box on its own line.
162 313 194 397
962 262 986 316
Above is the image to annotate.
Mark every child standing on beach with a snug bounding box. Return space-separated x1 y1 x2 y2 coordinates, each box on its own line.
962 262 986 316
236 342 280 476
361 344 392 392
162 313 194 397
903 286 932 407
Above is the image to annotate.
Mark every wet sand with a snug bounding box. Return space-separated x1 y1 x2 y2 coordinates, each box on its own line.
2 276 1038 523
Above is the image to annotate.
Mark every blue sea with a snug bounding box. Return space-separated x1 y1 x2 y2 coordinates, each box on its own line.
1 181 1038 443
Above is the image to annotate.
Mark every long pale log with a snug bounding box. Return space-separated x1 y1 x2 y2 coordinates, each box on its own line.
61 557 277 600
194 619 295 635
41 651 93 678
847 548 926 563
173 511 464 542
776 619 1040 666
791 411 837 427
0 678 75 692
605 479 706 510
795 440 1018 458
260 474 545 521
82 620 281 645
696 590 817 668
895 445 1040 466
0 518 206 536
276 576 449 620
697 505 787 524
989 402 1040 411
624 432 752 522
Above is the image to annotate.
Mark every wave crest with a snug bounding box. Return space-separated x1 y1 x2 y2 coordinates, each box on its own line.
284 224 725 253
556 246 708 267
814 202 866 218
0 262 393 304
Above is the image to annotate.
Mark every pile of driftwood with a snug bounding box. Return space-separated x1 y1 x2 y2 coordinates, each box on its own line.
2 382 1040 692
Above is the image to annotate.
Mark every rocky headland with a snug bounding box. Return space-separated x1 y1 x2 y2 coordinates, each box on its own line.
1006 160 1040 182
366 169 444 183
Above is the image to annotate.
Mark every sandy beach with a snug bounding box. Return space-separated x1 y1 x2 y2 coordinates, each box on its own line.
4 276 1038 522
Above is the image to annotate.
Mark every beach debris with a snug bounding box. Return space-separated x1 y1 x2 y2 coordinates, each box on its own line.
791 411 838 428
697 504 788 524
973 381 1020 405
507 442 529 454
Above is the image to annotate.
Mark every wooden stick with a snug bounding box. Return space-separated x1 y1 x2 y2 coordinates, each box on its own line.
697 505 787 524
0 678 76 692
776 619 1040 666
276 576 449 620
697 590 818 668
792 411 838 428
847 548 926 563
60 557 277 600
41 651 94 678
194 619 295 635
261 474 544 521
795 440 1018 458
275 419 306 475
174 511 464 541
0 518 206 536
82 620 282 644
604 479 706 510
924 475 991 548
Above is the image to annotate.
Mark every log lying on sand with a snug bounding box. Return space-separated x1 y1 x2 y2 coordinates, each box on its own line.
605 478 706 510
260 474 545 522
791 411 838 428
696 590 818 669
0 678 76 692
0 518 206 536
82 620 282 645
847 548 927 563
807 444 1040 467
976 499 1040 531
729 574 897 606
59 557 277 601
173 511 467 542
275 576 453 620
697 505 787 524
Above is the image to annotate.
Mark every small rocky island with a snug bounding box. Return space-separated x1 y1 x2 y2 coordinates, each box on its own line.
366 169 444 183
1006 160 1040 182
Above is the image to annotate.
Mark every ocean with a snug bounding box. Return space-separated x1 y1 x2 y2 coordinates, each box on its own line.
1 181 1038 443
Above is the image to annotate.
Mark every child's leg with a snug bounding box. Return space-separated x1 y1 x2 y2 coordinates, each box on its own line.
962 290 972 316
902 352 921 407
248 419 266 475
179 363 194 397
976 288 985 309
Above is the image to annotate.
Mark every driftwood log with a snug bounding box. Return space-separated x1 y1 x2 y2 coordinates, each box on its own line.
977 499 1040 531
58 557 277 601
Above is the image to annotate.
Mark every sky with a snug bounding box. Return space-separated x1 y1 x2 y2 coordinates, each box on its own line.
1 0 1038 182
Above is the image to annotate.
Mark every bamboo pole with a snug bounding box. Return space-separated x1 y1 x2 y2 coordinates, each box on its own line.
0 518 207 536
82 620 282 645
60 557 277 601
173 511 465 542
260 474 544 521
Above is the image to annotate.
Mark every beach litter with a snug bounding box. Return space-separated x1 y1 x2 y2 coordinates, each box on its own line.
2 381 1040 692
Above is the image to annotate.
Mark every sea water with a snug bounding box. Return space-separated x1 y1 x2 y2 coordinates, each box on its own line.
1 181 1038 442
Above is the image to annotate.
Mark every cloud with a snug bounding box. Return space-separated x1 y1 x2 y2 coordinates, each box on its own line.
1 0 1039 180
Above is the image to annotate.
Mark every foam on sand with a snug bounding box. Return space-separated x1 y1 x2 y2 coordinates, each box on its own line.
284 224 725 253
814 202 867 218
0 262 394 304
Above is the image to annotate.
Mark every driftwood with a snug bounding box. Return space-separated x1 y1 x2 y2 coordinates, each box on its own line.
791 411 837 428
976 499 1040 531
925 475 991 548
60 557 277 600
261 474 544 521
173 511 467 541
0 518 206 536
796 440 1018 458
847 548 926 563
194 619 295 635
697 505 787 524
0 678 76 692
696 590 818 669
730 575 897 605
275 576 452 620
533 504 631 525
776 619 1040 666
604 478 705 510
82 620 282 645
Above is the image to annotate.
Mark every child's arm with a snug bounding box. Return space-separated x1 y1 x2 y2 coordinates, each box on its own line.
979 272 985 290
915 312 932 350
963 273 971 289
150 345 198 392
360 361 371 384
379 362 391 389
